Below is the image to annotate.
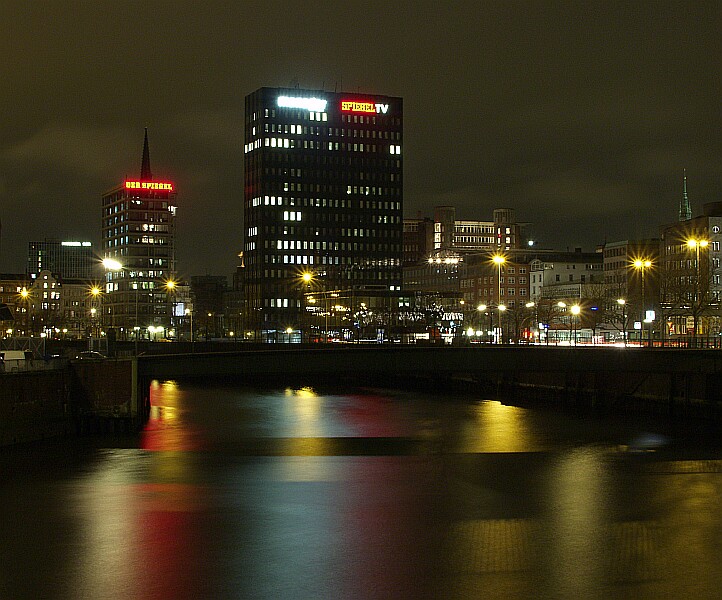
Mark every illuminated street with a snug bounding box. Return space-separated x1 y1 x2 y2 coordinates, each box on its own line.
2 382 722 599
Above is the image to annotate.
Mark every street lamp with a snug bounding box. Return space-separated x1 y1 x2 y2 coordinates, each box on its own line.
525 301 537 343
492 254 505 343
103 257 143 352
570 304 581 346
498 303 507 344
166 280 176 337
617 298 627 346
557 302 567 345
477 303 490 343
185 308 194 346
633 258 653 346
19 287 30 336
89 286 101 337
686 239 708 339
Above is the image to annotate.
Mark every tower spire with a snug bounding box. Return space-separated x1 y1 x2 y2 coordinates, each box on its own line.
140 128 152 180
679 168 691 221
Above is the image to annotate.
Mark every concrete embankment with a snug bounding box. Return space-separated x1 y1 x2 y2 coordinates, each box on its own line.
1 359 145 446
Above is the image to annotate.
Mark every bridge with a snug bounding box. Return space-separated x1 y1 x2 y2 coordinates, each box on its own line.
133 345 722 423
136 344 722 380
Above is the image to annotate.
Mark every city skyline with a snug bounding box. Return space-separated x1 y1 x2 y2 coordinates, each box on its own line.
1 1 720 277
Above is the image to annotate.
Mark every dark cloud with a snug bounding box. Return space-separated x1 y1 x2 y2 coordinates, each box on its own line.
1 1 720 275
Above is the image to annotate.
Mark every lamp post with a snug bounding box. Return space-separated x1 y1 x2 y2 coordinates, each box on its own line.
556 302 567 345
617 298 627 346
166 280 176 338
477 303 489 343
525 301 537 343
492 255 505 344
89 286 101 338
686 239 708 340
19 287 30 336
633 259 653 346
571 304 581 346
498 303 507 344
102 257 141 353
185 308 194 347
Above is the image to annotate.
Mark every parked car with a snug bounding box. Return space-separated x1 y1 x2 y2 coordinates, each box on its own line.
0 350 31 370
75 351 106 360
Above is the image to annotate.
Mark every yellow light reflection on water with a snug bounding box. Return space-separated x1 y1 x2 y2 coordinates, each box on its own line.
284 386 323 437
460 400 534 453
276 387 334 480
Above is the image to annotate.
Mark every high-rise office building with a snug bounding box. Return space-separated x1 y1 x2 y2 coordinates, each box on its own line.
101 130 177 338
243 87 403 338
27 239 94 280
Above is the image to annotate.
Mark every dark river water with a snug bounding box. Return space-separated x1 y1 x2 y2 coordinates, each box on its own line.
2 380 722 600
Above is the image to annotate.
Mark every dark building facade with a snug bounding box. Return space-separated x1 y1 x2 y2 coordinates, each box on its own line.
243 87 403 338
27 239 94 280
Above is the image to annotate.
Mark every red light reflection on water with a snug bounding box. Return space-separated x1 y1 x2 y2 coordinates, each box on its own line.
132 483 213 600
140 381 207 452
338 394 411 437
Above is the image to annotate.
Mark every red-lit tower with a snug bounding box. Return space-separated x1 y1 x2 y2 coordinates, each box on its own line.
101 129 178 339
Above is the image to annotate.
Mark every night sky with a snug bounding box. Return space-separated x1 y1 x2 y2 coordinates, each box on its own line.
2 1 720 278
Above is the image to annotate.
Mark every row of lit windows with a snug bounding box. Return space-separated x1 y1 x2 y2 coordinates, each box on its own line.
472 276 528 285
262 123 400 141
250 195 401 210
104 201 170 215
259 224 401 240
263 248 400 264
268 298 302 308
477 288 527 297
454 236 497 245
245 138 401 155
104 235 168 247
258 107 398 126
455 225 497 234
259 164 400 180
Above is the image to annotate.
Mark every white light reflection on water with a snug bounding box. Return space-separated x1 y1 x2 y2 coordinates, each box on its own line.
545 447 611 600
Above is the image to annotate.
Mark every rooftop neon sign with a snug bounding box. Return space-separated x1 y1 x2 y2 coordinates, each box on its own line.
277 96 327 112
341 100 389 114
125 181 174 191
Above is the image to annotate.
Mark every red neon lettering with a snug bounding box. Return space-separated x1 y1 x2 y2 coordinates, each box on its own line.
341 101 376 113
125 181 174 191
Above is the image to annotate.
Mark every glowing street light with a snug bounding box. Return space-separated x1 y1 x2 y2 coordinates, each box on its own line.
492 255 506 343
633 258 653 346
617 298 627 345
686 239 709 339
185 307 194 344
570 304 581 345
165 280 177 335
18 287 31 336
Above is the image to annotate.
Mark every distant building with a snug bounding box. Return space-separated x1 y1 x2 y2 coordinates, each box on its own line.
27 239 94 280
101 129 178 338
243 87 403 340
461 252 531 310
191 275 228 340
660 202 722 336
403 206 529 266
529 249 604 301
602 239 660 309
0 274 31 332
403 216 434 266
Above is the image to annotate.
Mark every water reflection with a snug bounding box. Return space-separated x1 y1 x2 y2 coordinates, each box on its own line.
2 382 722 600
460 400 534 453
544 448 610 599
